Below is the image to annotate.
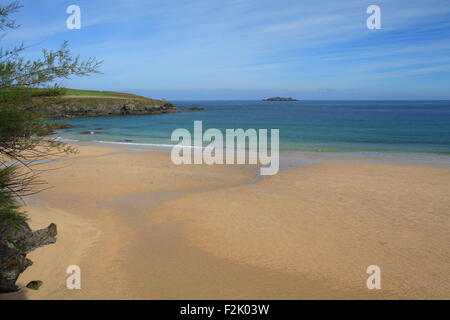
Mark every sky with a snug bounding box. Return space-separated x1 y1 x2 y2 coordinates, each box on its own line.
2 0 450 100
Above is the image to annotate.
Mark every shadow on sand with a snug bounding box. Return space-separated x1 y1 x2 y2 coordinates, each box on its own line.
0 287 29 300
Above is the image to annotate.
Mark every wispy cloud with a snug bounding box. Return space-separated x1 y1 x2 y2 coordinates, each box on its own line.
3 0 450 99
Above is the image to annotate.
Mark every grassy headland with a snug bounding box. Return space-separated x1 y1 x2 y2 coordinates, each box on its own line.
34 88 180 118
62 88 152 100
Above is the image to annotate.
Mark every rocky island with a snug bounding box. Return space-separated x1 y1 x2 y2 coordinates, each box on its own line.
263 97 298 101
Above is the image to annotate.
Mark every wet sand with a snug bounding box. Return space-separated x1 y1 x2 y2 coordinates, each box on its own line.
1 145 449 299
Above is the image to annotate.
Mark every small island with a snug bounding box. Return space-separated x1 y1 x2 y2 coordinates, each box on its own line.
263 97 298 101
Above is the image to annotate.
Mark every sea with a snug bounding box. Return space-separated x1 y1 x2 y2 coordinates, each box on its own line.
53 100 450 166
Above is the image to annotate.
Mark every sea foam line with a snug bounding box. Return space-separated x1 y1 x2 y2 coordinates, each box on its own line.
96 140 189 148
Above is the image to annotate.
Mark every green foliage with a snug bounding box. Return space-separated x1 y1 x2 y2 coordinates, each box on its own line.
0 1 22 32
26 280 43 290
30 87 65 97
64 89 128 97
0 1 101 228
21 88 156 102
0 88 48 139
64 89 109 96
0 166 27 228
52 88 151 100
0 40 102 88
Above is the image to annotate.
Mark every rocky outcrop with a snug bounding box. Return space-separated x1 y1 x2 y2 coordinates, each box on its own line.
0 222 57 293
263 97 298 101
45 98 180 118
185 107 205 111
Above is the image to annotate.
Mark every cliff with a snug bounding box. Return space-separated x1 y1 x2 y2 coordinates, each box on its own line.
39 89 180 118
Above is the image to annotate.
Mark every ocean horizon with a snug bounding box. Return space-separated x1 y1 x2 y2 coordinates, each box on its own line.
54 100 450 164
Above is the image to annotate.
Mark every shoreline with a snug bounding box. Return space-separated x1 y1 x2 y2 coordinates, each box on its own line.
50 99 450 167
1 144 449 299
55 138 450 169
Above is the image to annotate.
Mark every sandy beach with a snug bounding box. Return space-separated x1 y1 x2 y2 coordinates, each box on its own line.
1 144 449 300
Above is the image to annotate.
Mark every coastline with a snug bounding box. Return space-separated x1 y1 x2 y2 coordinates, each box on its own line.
52 100 450 166
54 138 450 169
0 143 449 299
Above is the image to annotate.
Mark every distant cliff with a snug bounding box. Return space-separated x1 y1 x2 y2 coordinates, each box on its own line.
40 89 180 118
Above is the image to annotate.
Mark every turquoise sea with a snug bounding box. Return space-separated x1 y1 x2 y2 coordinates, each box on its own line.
54 100 450 164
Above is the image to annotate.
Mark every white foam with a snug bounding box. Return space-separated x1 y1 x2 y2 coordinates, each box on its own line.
55 137 80 142
96 140 186 149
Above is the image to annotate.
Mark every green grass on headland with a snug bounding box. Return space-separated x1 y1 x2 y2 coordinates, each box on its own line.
62 89 152 100
0 87 176 118
16 87 161 101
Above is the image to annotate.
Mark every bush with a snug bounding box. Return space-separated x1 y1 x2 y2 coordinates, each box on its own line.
0 166 27 228
0 1 101 229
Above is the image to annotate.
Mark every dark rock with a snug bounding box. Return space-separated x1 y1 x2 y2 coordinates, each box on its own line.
80 131 94 135
185 107 205 111
263 97 298 101
59 124 75 129
0 222 57 293
46 98 181 118
120 105 131 115
26 280 43 290
52 123 75 129
41 122 76 135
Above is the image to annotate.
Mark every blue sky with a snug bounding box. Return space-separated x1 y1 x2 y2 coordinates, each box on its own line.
3 0 450 99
